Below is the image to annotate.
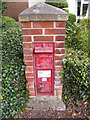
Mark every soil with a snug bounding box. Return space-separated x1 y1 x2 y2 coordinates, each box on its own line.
15 100 90 119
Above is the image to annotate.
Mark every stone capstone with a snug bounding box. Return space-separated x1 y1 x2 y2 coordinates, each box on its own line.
19 2 68 21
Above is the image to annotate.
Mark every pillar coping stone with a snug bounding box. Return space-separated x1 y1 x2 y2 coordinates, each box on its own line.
18 2 68 22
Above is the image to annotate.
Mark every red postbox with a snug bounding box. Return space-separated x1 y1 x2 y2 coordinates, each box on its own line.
33 42 55 96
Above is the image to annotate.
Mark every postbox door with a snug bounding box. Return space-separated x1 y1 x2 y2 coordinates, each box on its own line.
37 70 52 93
33 43 54 96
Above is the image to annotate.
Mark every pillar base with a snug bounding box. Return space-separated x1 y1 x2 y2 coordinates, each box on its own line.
27 96 66 111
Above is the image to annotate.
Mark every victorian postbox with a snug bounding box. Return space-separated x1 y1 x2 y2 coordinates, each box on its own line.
33 42 55 96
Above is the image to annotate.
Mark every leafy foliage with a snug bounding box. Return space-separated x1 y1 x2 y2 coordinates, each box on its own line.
1 16 29 118
45 1 68 8
60 49 90 105
63 9 69 14
68 13 76 24
62 17 89 107
65 20 89 54
0 1 7 15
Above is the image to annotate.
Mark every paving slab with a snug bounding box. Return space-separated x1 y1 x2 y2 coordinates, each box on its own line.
26 96 66 111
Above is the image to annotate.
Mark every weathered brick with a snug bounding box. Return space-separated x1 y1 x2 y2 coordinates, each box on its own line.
24 56 33 61
45 29 65 35
55 49 65 54
22 29 42 35
55 55 65 60
22 36 32 42
25 73 34 77
55 67 63 71
56 36 65 41
24 61 33 66
23 49 32 54
33 22 54 28
22 22 31 28
55 61 62 66
55 86 63 91
26 82 34 86
25 66 33 71
56 91 62 96
56 43 65 48
23 43 32 48
55 78 62 82
28 88 35 91
56 22 66 28
29 91 35 96
34 36 53 41
26 78 34 82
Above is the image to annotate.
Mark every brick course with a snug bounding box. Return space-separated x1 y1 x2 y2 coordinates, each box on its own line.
22 36 32 42
24 56 33 61
55 55 65 60
22 22 31 28
4 2 28 21
56 36 65 41
22 29 42 35
24 61 33 66
56 43 65 48
25 66 33 72
26 78 34 82
23 49 32 54
23 43 32 48
45 29 65 35
34 36 53 41
56 22 66 28
55 48 65 54
33 22 54 28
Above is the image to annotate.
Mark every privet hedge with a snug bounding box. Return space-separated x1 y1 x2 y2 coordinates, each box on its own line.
63 9 69 14
1 16 29 118
65 20 89 53
0 2 7 14
68 13 76 24
45 1 68 8
60 49 90 105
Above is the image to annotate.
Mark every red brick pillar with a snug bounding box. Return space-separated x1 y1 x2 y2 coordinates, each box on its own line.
19 2 68 99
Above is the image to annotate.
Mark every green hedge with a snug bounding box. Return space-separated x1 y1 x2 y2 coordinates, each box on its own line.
65 20 89 54
60 49 90 105
45 2 68 8
0 2 7 15
63 9 69 14
1 16 29 118
65 13 76 31
77 19 90 28
68 13 76 24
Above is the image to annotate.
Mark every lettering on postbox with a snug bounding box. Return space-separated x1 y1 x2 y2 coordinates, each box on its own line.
33 42 55 96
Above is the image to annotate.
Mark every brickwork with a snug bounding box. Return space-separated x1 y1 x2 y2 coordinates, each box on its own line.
21 21 66 97
4 2 28 21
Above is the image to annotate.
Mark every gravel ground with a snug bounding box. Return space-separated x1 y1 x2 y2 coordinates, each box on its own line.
15 103 89 119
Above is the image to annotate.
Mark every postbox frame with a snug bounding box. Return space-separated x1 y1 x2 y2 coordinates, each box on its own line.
33 42 55 96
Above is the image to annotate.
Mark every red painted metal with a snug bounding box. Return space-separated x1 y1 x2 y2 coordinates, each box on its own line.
33 42 55 96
